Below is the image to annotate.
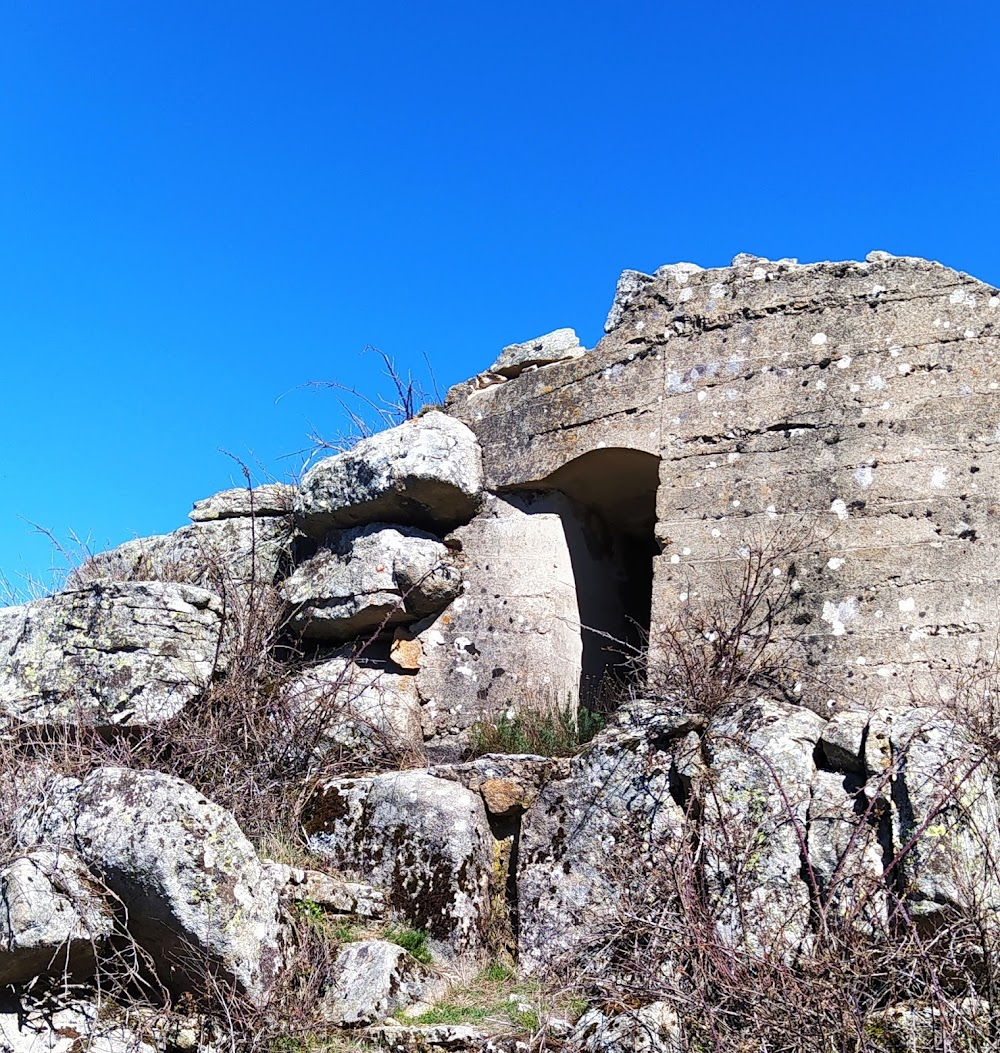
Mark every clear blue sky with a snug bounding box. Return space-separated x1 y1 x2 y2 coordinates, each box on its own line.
2 0 998 594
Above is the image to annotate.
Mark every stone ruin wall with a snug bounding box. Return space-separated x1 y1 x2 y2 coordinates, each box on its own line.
447 252 1000 715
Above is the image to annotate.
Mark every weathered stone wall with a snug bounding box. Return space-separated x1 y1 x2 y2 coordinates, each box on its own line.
447 253 1000 711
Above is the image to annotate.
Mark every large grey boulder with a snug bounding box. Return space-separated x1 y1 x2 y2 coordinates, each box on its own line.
18 768 283 1004
73 516 293 602
0 850 115 986
488 328 584 379
698 698 826 957
822 705 1000 927
295 411 483 537
281 525 461 641
319 940 443 1026
280 656 424 765
0 582 223 727
516 704 693 975
302 771 494 956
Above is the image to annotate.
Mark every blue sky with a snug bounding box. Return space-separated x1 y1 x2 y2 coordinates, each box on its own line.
2 0 998 594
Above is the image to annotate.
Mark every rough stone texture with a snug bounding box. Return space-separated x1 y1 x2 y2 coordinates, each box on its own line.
319 940 443 1026
302 771 494 956
18 768 283 1004
263 863 386 919
0 582 223 727
296 411 484 538
369 1023 505 1052
280 656 424 765
447 254 1000 716
517 704 694 975
0 850 115 985
282 524 461 641
428 754 567 818
73 516 293 601
414 492 622 756
189 483 295 521
698 698 826 956
808 769 887 933
0 997 156 1053
863 706 1000 925
488 328 584 379
570 1002 682 1053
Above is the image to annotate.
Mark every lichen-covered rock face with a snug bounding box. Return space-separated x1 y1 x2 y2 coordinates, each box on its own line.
302 771 494 956
189 483 295 522
73 516 294 599
697 698 827 956
817 705 1000 928
296 411 484 538
319 940 443 1026
447 253 1000 713
281 525 461 641
570 1002 683 1053
0 850 115 986
0 582 223 727
17 767 283 1004
280 656 424 765
516 705 693 976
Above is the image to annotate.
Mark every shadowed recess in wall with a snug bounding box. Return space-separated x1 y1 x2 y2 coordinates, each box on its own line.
508 447 661 708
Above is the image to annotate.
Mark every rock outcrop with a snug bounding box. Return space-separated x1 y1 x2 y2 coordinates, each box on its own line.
0 582 224 727
1 253 999 1050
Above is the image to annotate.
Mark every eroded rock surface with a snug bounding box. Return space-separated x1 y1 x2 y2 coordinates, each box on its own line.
488 328 584 379
296 411 484 537
18 768 283 1003
0 582 223 727
302 771 494 956
281 525 461 641
280 655 424 765
0 850 115 986
189 483 295 521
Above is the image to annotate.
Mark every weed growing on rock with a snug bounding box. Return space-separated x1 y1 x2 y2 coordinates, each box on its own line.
468 703 604 758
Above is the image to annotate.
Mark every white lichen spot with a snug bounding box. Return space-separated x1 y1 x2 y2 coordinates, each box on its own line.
815 379 827 391
679 287 694 302
837 356 852 369
424 630 446 648
752 266 767 280
697 390 708 401
830 498 849 520
897 362 911 375
711 528 721 538
731 498 741 507
964 329 975 339
898 597 915 614
876 665 894 678
736 546 751 559
727 452 741 463
889 345 902 357
772 568 782 578
871 284 886 295
670 554 681 564
454 637 474 653
990 296 999 308
856 656 866 665
766 504 778 519
679 592 689 602
811 333 828 346
933 317 942 328
827 557 846 570
791 578 802 592
849 383 860 393
822 597 858 637
930 466 949 489
868 375 886 390
874 610 884 619
855 465 874 489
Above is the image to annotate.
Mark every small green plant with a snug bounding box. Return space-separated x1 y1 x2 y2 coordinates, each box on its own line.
469 703 604 758
383 924 432 963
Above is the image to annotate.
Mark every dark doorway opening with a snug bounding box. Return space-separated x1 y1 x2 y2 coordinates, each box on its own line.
510 448 661 710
